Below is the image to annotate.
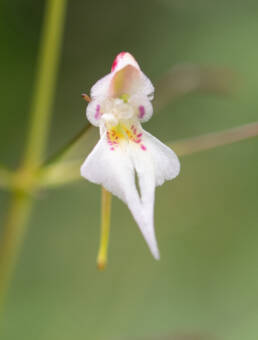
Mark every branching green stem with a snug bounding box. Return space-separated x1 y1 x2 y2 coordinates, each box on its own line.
0 0 67 313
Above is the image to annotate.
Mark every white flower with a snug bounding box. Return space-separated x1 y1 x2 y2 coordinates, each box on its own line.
81 52 180 259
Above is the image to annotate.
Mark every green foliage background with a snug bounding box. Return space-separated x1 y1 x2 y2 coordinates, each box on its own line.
1 0 258 339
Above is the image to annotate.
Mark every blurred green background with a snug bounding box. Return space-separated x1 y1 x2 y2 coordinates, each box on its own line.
1 0 258 339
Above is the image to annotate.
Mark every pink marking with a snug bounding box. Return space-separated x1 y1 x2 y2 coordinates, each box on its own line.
133 128 137 135
140 144 147 151
137 133 142 138
111 59 118 72
94 104 101 120
135 139 141 143
138 105 145 119
111 51 127 72
110 147 115 151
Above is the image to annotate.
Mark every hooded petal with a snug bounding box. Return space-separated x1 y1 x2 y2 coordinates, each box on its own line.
110 54 154 99
110 65 142 98
90 52 154 101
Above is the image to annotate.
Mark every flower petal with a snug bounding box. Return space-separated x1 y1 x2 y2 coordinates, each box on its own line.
80 132 160 259
140 130 181 186
129 129 180 258
86 99 103 126
81 126 180 259
110 64 154 99
129 94 153 122
110 65 142 98
111 52 140 73
90 52 154 101
90 74 113 99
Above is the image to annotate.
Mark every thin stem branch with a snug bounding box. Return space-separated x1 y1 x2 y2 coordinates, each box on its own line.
24 0 67 169
170 121 258 156
44 123 92 166
38 120 258 188
97 187 112 270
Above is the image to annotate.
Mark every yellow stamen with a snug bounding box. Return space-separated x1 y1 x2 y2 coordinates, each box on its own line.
120 93 129 103
97 187 112 270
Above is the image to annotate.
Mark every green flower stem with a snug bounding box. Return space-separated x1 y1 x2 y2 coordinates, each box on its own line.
0 0 67 311
97 187 112 270
24 0 67 169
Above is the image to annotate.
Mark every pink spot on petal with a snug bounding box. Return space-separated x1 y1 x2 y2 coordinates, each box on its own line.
137 133 142 137
141 144 147 151
110 147 115 151
138 105 145 119
94 104 101 120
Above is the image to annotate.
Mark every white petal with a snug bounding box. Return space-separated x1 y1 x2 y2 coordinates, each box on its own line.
80 133 160 259
141 130 181 186
129 94 153 122
110 65 142 98
90 52 154 101
110 52 154 99
86 99 104 126
128 130 180 258
90 74 113 99
110 63 154 99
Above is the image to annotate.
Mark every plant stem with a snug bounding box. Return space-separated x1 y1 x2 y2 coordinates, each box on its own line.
170 121 258 156
0 0 67 311
24 0 67 169
97 187 112 270
0 192 32 309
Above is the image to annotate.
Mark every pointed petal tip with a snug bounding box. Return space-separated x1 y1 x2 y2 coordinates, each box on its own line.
151 246 160 260
111 52 140 72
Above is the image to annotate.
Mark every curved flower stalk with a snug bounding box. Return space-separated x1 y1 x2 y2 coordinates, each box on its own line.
81 52 180 259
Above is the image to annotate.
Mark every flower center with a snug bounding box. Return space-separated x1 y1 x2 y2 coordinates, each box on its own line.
101 97 134 127
106 123 145 151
